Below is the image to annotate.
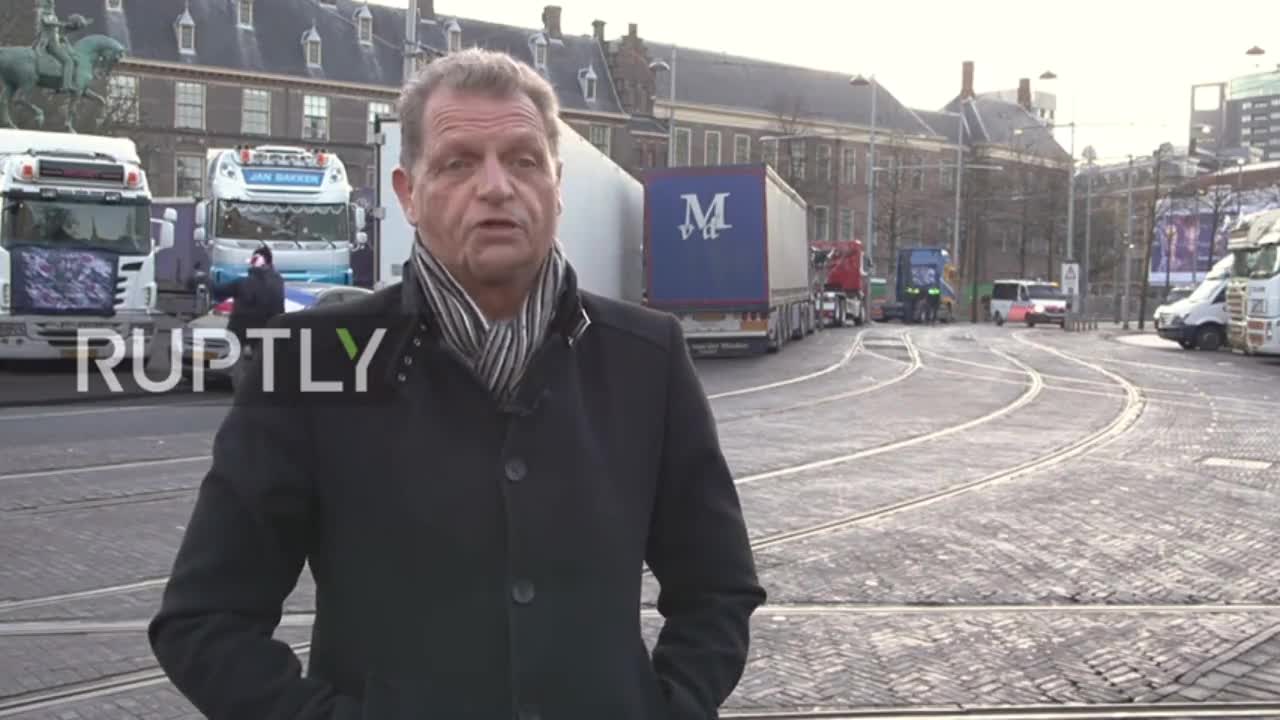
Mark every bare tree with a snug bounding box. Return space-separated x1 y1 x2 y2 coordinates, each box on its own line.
871 129 913 282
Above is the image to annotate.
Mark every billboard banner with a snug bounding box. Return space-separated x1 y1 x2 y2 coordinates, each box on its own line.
1149 189 1280 285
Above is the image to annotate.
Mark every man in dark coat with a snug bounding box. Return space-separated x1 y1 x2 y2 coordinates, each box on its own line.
148 47 766 719
210 245 286 349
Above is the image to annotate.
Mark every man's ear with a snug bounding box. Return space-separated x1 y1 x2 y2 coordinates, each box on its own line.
555 159 563 215
391 166 417 227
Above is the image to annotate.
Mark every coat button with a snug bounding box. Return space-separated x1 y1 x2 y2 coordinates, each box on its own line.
412 337 422 347
504 457 526 482
512 579 535 604
403 355 413 366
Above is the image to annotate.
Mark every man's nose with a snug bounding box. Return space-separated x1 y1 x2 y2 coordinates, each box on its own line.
476 155 515 202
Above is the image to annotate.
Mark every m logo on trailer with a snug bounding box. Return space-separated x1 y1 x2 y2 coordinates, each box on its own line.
679 192 733 240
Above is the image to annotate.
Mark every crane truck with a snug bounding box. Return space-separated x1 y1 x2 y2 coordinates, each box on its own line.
811 239 869 327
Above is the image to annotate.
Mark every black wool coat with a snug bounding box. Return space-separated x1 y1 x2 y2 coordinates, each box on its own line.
148 262 767 719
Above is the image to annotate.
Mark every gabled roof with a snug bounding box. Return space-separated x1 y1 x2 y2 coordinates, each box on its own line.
638 42 939 139
57 0 625 115
913 110 964 143
943 95 1069 161
422 14 625 116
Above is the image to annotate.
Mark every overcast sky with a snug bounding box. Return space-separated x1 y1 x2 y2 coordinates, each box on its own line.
372 0 1280 166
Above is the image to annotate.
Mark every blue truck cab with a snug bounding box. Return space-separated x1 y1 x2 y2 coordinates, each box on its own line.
881 246 957 323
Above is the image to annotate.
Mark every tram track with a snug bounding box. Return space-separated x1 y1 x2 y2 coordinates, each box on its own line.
738 332 1143 553
718 702 1280 719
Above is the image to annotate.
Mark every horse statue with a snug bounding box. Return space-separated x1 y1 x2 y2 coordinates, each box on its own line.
0 14 128 133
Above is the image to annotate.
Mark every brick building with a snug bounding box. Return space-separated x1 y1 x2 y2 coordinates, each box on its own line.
6 0 1070 302
25 0 630 201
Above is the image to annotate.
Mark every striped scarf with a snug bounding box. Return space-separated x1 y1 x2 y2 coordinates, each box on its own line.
411 239 567 402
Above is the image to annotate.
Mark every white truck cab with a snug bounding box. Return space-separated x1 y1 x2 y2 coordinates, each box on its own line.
1154 255 1231 351
1243 211 1280 355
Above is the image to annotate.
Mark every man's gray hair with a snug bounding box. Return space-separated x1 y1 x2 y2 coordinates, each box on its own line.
397 48 562 172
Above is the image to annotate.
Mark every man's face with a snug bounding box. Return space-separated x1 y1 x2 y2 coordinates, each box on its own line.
392 87 561 290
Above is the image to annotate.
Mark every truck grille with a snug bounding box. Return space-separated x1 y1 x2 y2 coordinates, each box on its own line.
115 260 143 307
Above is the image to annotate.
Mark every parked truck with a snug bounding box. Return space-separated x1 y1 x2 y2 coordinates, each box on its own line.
811 239 869 327
1226 211 1268 352
1242 209 1280 355
371 115 643 302
643 163 813 356
193 145 367 288
0 129 175 360
880 246 958 323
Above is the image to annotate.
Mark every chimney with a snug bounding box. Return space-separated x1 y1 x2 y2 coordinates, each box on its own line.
542 5 562 39
961 61 975 98
628 23 638 38
418 0 434 22
1017 78 1031 110
592 19 605 43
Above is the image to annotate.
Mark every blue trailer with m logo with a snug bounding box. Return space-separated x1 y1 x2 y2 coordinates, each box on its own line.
643 164 815 356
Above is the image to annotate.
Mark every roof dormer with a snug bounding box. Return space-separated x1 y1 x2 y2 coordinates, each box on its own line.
236 0 253 31
354 3 373 46
578 65 597 103
530 33 548 70
445 19 462 53
302 24 323 68
105 0 123 13
175 3 196 55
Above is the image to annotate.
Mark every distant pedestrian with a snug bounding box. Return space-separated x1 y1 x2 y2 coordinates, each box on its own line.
209 246 284 380
926 286 942 325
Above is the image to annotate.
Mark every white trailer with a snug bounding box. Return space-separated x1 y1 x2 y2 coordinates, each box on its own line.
371 115 643 303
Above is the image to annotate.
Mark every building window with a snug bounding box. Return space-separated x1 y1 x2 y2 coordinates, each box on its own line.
579 66 597 103
733 134 750 164
532 35 547 68
840 209 854 241
303 95 329 140
237 0 253 29
911 156 924 191
842 147 856 184
174 81 205 130
305 32 323 67
813 206 829 241
673 127 691 167
589 124 611 155
789 140 806 180
241 88 271 135
762 138 777 169
368 101 392 142
366 165 376 189
107 74 138 125
176 14 196 55
175 153 204 197
704 130 721 165
356 6 373 45
816 145 831 181
942 165 955 190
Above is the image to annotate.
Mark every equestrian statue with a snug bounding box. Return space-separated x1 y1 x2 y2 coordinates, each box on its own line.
0 0 129 132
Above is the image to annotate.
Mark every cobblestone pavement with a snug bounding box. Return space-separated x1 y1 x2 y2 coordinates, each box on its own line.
3 322 1279 715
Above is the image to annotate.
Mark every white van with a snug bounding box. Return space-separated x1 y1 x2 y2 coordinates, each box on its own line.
989 279 1069 327
1154 255 1232 351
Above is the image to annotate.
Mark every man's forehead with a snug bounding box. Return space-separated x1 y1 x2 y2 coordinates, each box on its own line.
424 89 543 130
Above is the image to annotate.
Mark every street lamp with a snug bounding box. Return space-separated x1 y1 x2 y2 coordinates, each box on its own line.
649 50 676 167
1138 141 1175 331
1081 144 1097 319
849 74 877 262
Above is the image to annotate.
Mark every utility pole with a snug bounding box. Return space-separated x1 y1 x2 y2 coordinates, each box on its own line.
864 77 878 262
953 107 964 262
1082 148 1094 319
1123 155 1134 328
1139 145 1170 330
403 0 419 81
667 46 678 167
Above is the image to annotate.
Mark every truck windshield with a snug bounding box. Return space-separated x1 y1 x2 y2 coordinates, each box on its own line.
0 196 151 255
216 201 350 246
1186 279 1223 303
1249 244 1280 279
1233 248 1260 278
909 265 939 286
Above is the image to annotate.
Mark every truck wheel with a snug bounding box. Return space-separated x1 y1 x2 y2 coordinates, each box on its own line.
1194 325 1223 352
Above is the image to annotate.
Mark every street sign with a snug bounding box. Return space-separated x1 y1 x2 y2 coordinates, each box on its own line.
1061 263 1080 297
